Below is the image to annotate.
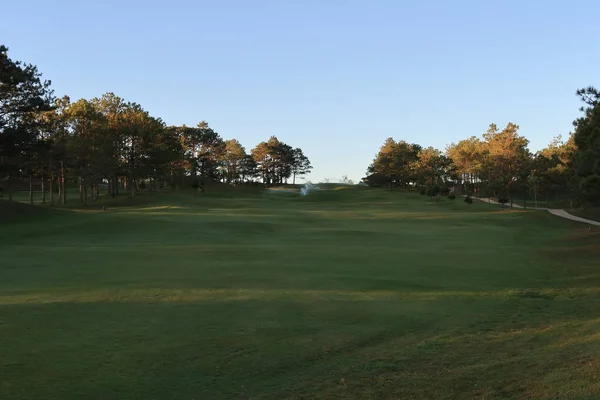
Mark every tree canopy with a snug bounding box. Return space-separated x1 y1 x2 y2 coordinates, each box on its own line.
364 91 600 208
0 45 312 203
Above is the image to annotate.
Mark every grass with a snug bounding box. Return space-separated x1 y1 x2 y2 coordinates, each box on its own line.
1 187 600 399
568 207 600 223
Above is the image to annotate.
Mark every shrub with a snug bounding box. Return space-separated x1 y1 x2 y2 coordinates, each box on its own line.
464 195 473 205
139 180 146 190
419 187 427 195
498 197 509 205
448 192 456 200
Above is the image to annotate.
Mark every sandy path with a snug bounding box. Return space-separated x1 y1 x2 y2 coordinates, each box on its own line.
471 197 600 226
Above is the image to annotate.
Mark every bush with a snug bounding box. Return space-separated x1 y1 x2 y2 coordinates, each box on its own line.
419 186 427 195
464 195 473 205
498 197 509 205
139 180 146 190
448 192 456 200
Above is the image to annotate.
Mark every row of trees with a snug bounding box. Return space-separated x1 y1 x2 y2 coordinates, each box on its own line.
0 45 312 204
365 87 600 207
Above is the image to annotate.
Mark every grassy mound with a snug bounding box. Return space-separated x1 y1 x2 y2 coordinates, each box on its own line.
0 199 67 224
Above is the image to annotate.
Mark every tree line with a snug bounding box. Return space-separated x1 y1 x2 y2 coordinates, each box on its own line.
0 45 312 204
365 87 600 208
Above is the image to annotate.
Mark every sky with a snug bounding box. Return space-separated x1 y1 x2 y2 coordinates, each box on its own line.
2 0 599 183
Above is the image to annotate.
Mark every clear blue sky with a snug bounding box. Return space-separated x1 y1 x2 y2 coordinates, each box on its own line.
3 0 599 183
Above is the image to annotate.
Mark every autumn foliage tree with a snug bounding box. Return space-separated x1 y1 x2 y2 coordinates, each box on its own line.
1 45 312 204
250 136 309 186
365 138 421 190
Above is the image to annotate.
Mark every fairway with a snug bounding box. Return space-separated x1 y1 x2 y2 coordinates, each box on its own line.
1 188 600 399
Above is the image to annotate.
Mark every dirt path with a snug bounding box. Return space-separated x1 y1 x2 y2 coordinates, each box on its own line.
472 197 600 226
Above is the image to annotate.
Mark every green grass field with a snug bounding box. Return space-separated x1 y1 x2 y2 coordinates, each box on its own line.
2 187 600 399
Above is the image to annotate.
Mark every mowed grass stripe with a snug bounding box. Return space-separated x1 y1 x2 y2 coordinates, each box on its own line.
3 287 598 304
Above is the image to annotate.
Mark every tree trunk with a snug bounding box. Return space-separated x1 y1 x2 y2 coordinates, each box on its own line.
41 171 46 204
7 173 12 201
58 168 62 204
293 173 296 185
60 160 67 205
79 177 84 204
83 179 88 207
29 175 34 205
129 144 136 197
63 173 67 204
49 158 54 205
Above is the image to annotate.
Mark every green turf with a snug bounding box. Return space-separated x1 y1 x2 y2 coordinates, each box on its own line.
1 188 600 399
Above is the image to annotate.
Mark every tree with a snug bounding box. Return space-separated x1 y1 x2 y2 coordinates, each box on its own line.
481 123 531 208
367 138 420 190
251 141 272 185
180 121 225 183
139 118 179 191
446 136 486 194
239 154 259 182
291 148 312 184
530 134 577 207
267 136 293 185
37 96 71 204
413 147 451 187
0 45 53 201
573 86 600 205
91 92 129 198
63 98 107 205
195 121 225 182
221 139 246 183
